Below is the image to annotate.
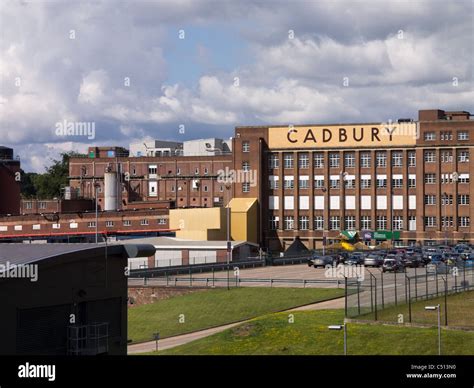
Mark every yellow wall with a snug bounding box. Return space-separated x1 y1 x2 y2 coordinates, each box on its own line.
169 207 226 240
230 198 258 244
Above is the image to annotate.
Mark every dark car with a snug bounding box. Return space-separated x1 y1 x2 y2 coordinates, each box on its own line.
382 257 405 273
403 254 423 268
364 254 384 267
310 255 339 268
346 253 365 265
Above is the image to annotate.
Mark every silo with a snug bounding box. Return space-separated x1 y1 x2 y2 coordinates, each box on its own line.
104 172 118 211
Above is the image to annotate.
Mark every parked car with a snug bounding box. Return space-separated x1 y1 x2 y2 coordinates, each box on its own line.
403 254 423 268
364 254 384 267
382 257 405 273
310 255 339 268
346 253 364 265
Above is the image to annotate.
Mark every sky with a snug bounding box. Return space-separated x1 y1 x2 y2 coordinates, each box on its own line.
0 0 473 172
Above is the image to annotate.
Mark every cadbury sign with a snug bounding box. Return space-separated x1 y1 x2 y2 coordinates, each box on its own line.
268 123 418 149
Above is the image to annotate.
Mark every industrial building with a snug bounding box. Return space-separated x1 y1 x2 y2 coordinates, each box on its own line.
0 242 155 355
233 109 474 251
0 146 21 215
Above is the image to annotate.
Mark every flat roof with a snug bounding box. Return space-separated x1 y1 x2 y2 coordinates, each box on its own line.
121 236 258 249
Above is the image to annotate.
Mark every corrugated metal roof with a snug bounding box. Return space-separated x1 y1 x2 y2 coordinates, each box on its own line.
120 236 257 249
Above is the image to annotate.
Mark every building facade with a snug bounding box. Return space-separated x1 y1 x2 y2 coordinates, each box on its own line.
0 146 21 216
233 109 474 251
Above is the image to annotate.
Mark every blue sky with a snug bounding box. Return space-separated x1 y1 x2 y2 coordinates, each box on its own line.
0 0 472 172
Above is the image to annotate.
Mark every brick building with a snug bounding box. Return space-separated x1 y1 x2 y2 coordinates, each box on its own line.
0 146 21 215
233 109 474 251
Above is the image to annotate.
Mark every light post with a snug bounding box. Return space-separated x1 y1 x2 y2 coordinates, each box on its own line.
340 171 347 232
225 182 232 290
425 304 441 355
443 192 448 246
391 185 394 248
94 183 100 244
328 323 347 355
322 186 327 255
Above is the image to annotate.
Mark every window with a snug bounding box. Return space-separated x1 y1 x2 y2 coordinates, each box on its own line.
376 177 387 188
344 153 355 168
25 202 32 210
299 177 309 189
39 202 47 209
314 178 325 189
408 151 416 167
203 185 209 192
441 217 453 228
314 153 324 168
158 218 166 225
242 161 250 172
329 177 340 189
458 194 470 205
106 221 114 227
424 150 436 163
269 176 279 190
204 167 209 175
299 153 309 168
269 154 279 169
360 152 371 168
171 185 175 192
377 216 387 230
314 216 324 230
284 154 294 169
242 182 250 192
392 151 403 167
284 176 294 190
392 216 403 231
269 216 279 230
424 195 436 205
345 216 356 230
141 219 149 226
441 194 453 205
458 217 470 227
408 176 416 188
329 153 340 168
441 150 453 163
242 141 250 152
345 177 355 189
330 216 340 230
87 221 96 228
148 165 157 175
409 216 416 231
458 150 469 163
424 217 436 227
459 174 470 184
360 216 371 230
440 131 452 141
458 131 469 141
424 174 436 184
392 178 403 188
424 132 436 141
361 177 371 189
123 220 131 226
376 152 386 167
176 168 181 176
284 216 294 230
194 167 199 175
299 216 309 230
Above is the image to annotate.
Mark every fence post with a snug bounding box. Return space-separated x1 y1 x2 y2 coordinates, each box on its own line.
344 276 348 318
414 266 418 300
463 262 466 290
444 276 448 326
189 267 192 287
394 270 398 306
166 271 169 287
425 267 428 300
370 274 373 314
406 275 412 323
380 269 384 309
144 276 147 286
436 266 439 297
357 279 360 315
212 268 215 288
374 275 378 321
404 273 408 304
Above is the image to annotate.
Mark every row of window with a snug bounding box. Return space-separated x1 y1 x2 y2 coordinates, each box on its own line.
269 215 416 231
148 165 211 176
270 176 417 190
0 218 168 232
424 217 470 228
269 215 471 230
424 173 470 184
424 194 470 205
424 131 469 141
424 150 469 163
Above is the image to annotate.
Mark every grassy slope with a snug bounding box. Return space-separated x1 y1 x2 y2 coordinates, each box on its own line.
359 290 474 327
128 287 344 343
150 310 474 355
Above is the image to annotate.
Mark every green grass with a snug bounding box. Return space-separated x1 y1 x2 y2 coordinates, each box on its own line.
146 310 474 355
128 287 344 343
359 290 474 327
